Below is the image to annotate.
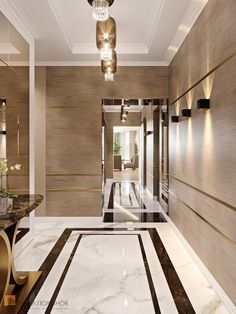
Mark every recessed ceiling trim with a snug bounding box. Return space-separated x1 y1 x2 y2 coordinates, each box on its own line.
35 60 168 66
0 0 37 43
73 43 149 54
47 0 73 50
165 0 208 64
145 0 166 49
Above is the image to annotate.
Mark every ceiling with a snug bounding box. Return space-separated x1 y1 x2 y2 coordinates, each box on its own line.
1 0 208 65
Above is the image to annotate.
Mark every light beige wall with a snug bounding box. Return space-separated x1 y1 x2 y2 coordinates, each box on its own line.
46 66 168 216
169 0 236 305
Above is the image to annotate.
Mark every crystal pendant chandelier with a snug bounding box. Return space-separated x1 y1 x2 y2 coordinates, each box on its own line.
92 0 109 21
104 72 114 81
100 46 112 61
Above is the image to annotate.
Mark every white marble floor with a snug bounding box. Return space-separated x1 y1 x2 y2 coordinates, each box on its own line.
14 180 232 313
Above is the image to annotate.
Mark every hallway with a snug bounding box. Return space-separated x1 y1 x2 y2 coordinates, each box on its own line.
15 181 229 313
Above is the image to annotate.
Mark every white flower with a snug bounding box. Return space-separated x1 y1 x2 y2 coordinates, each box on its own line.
14 163 21 170
10 166 15 171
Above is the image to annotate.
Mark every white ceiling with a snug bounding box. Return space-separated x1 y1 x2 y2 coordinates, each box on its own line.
1 0 208 65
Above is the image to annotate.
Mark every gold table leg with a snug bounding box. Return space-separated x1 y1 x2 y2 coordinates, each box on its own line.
0 223 42 313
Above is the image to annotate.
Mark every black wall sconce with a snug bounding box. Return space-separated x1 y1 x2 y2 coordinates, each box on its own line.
0 98 6 106
145 131 153 136
181 109 191 118
171 116 179 123
197 99 210 110
0 130 6 135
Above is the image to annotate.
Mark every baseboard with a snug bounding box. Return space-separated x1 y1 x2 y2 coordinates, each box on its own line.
159 206 236 314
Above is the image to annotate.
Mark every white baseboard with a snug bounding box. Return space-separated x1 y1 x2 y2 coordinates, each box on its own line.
159 207 236 314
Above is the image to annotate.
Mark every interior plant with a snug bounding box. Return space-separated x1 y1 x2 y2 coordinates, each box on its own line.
0 158 21 215
113 142 121 155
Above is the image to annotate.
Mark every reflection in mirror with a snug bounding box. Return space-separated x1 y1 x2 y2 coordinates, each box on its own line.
0 11 29 220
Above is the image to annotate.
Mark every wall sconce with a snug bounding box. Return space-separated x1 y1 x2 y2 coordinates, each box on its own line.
0 130 6 135
0 98 6 106
197 99 210 110
145 131 153 136
181 109 191 118
171 116 179 123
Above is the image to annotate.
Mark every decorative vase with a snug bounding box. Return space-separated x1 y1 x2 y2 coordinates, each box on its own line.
0 197 9 216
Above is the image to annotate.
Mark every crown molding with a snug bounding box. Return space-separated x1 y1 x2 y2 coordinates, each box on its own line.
72 43 149 55
47 0 73 50
0 0 36 44
165 0 208 64
35 60 168 67
145 0 166 49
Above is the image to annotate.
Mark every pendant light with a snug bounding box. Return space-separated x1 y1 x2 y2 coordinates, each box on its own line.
87 0 114 21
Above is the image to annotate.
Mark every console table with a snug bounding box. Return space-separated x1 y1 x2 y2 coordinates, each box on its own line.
0 194 43 313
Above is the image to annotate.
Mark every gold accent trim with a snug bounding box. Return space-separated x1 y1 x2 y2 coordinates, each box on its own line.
8 189 29 192
169 174 236 212
46 173 100 177
46 188 101 192
170 50 236 105
8 174 29 177
169 190 236 247
0 231 11 305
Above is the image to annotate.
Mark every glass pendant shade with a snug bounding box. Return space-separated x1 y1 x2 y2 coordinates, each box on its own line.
96 17 116 49
92 0 109 21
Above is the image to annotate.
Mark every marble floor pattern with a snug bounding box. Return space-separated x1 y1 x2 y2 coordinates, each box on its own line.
14 181 230 314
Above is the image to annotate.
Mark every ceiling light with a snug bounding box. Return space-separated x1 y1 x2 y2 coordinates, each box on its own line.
96 17 116 50
87 0 114 21
100 44 112 61
101 50 117 72
104 72 114 81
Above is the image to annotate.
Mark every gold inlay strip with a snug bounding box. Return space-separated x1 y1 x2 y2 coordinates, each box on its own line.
169 190 236 247
46 188 101 192
46 173 100 177
170 50 236 105
169 174 236 212
8 174 29 176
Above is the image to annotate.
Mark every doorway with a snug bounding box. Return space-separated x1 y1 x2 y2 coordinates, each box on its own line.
113 126 140 182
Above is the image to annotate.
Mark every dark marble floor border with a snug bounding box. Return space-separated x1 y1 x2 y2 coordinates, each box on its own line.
19 227 195 314
148 228 195 313
103 212 166 223
107 182 146 210
16 228 29 243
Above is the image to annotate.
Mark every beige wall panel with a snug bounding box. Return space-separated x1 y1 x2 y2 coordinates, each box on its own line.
46 66 168 215
168 0 236 305
169 193 236 306
46 191 102 217
170 56 236 207
169 177 236 243
46 176 101 190
169 0 236 103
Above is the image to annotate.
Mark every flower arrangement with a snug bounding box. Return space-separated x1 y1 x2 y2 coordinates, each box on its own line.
0 158 21 198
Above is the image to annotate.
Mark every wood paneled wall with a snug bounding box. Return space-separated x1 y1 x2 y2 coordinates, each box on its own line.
0 67 29 193
168 0 236 306
46 66 168 216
